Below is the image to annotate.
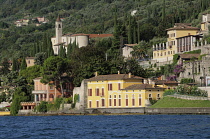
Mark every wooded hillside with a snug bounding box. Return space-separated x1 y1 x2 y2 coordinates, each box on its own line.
0 0 210 60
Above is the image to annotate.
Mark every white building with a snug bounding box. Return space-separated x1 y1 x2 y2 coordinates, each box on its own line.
51 16 89 55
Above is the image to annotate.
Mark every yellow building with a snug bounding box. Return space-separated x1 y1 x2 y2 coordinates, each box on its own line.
87 73 165 108
153 23 199 63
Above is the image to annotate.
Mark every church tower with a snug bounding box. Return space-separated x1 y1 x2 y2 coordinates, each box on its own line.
55 15 62 44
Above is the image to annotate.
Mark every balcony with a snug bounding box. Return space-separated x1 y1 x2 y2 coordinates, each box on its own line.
32 90 47 94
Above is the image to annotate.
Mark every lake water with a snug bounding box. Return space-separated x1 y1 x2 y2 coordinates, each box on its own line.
1 115 210 139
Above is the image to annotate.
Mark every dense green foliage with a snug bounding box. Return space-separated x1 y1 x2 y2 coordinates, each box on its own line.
175 85 207 97
163 89 176 96
0 0 210 61
150 97 210 108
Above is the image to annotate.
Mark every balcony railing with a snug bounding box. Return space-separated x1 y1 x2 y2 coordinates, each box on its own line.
32 90 47 94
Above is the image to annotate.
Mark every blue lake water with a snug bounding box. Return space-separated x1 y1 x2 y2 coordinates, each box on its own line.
0 115 210 139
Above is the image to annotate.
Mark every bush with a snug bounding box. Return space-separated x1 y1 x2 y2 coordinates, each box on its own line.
149 99 158 105
175 85 207 97
65 97 73 104
180 78 194 84
35 101 48 112
163 89 176 96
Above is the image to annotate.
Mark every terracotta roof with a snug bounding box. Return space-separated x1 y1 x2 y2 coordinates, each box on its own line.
123 84 165 90
124 44 138 47
71 33 89 37
88 74 144 81
179 54 200 59
164 81 178 85
154 80 166 85
26 57 35 59
166 23 200 31
89 34 113 38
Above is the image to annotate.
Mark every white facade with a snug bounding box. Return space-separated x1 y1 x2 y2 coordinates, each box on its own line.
51 16 89 55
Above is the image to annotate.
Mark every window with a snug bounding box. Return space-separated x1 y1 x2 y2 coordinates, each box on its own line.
132 94 135 106
28 60 30 64
89 101 92 108
157 94 160 100
118 83 121 90
95 88 99 96
88 89 92 96
114 95 117 106
50 85 53 90
96 101 99 108
108 83 112 91
126 95 129 106
118 95 121 106
149 94 152 101
101 88 104 96
101 99 105 107
139 94 142 106
109 95 112 106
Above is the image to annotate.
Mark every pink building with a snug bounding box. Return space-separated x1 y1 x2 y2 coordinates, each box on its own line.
32 77 73 102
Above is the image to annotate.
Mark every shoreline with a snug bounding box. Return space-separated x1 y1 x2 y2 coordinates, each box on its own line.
15 107 210 116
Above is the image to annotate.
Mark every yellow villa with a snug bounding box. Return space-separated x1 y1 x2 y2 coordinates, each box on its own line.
153 23 200 63
86 73 165 108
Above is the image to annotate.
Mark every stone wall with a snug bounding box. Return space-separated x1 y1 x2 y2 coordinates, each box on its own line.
85 108 145 114
73 80 87 111
145 108 210 114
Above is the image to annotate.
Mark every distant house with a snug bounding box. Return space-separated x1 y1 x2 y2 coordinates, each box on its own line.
122 44 137 59
14 19 29 27
25 57 35 67
32 77 74 103
153 23 200 63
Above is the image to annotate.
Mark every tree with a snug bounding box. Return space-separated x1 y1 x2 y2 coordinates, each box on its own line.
19 65 42 84
0 58 10 75
10 87 28 116
59 45 66 58
41 56 69 109
12 58 19 71
34 52 46 66
20 58 27 71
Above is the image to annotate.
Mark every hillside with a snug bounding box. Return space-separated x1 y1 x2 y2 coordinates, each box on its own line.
0 0 210 60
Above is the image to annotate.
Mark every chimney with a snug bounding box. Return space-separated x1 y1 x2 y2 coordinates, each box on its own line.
128 73 131 78
118 71 120 74
95 71 98 77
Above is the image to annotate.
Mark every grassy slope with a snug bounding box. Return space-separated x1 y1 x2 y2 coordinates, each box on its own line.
150 97 210 108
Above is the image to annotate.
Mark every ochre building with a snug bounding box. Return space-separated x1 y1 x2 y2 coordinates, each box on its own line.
87 73 165 108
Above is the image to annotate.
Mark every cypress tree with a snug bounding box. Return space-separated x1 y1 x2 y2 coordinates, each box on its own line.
128 15 132 44
112 14 121 49
59 45 66 58
20 58 27 71
12 58 18 71
137 22 140 43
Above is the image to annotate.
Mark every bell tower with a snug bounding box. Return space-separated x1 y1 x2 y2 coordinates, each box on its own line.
55 15 62 44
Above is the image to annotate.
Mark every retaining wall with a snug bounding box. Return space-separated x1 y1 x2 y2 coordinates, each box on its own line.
145 108 210 114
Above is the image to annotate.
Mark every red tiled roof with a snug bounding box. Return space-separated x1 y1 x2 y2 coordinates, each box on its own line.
166 23 200 31
88 74 144 81
124 44 138 47
179 54 200 59
89 34 113 38
71 34 89 37
123 84 165 90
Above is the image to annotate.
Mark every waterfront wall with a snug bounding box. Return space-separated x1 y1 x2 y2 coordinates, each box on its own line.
145 108 210 114
85 108 145 114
